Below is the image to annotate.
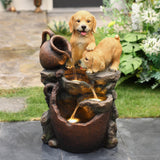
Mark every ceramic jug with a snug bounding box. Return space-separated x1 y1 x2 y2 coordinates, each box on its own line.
40 29 71 70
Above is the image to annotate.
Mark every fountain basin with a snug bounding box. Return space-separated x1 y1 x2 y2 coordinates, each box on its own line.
79 94 113 114
49 84 112 153
62 68 91 95
62 68 120 96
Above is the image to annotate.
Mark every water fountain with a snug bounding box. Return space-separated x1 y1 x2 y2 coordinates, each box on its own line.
40 29 121 153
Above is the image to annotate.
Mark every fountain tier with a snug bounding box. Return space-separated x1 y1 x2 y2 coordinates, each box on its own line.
40 68 120 153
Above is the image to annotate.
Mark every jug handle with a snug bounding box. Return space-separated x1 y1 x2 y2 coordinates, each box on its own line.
44 83 55 98
40 29 54 47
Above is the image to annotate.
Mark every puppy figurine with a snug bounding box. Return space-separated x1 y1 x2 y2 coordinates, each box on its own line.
68 10 96 66
80 35 122 73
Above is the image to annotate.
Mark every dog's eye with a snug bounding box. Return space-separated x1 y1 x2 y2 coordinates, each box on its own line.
85 57 89 61
77 19 80 23
87 20 91 23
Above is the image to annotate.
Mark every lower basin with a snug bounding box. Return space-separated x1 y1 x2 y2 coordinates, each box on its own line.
49 83 113 153
50 103 111 153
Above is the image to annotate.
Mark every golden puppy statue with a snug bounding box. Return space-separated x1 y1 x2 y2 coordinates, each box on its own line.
80 35 122 73
68 10 96 66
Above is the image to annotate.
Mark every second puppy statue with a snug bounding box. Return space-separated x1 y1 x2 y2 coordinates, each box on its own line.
80 35 122 73
69 10 96 66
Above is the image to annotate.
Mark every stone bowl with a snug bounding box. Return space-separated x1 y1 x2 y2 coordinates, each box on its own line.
62 68 121 96
49 84 113 153
79 94 113 114
61 68 91 95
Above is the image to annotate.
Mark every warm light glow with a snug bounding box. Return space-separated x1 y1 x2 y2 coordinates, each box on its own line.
89 98 102 101
68 105 80 123
72 80 80 82
67 118 80 123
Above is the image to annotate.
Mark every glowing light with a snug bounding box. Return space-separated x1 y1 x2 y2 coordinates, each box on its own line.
72 80 80 82
89 98 102 101
68 105 80 123
67 118 80 123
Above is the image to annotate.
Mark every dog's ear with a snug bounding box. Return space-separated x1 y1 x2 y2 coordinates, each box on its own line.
91 55 99 73
69 16 74 33
92 56 105 72
92 16 96 33
100 62 105 71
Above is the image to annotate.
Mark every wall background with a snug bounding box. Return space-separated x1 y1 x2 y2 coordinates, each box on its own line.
0 0 53 11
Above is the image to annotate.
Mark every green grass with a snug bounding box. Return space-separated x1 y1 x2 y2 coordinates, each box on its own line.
0 82 159 122
116 82 160 118
0 87 48 122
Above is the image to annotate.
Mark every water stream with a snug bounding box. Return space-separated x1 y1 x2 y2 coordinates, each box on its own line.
67 63 101 123
67 84 99 123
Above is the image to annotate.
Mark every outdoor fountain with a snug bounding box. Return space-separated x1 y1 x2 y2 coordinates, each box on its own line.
39 29 121 153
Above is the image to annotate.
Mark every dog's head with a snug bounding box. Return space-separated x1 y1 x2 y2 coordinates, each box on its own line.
69 10 96 36
79 50 93 69
79 50 105 73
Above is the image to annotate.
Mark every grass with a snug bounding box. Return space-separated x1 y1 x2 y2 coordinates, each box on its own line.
0 82 159 122
0 87 48 122
116 81 160 118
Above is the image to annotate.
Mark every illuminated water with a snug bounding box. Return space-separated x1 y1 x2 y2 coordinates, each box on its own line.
67 105 80 123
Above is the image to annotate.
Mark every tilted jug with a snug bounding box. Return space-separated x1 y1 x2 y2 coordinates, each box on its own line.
40 29 71 69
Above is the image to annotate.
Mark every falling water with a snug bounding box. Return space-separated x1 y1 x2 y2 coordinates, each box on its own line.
90 86 98 99
67 104 80 123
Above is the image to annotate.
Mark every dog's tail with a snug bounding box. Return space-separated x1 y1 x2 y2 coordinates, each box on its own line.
115 35 120 41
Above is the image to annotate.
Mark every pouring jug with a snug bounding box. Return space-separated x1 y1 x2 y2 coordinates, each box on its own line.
40 29 71 69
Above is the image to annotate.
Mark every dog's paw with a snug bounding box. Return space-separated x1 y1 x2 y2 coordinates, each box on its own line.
65 62 74 69
86 43 96 51
86 69 93 74
109 66 118 72
66 59 74 68
65 64 72 69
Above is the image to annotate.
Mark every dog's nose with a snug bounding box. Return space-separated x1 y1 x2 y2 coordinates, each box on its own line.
81 25 86 30
78 60 81 64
